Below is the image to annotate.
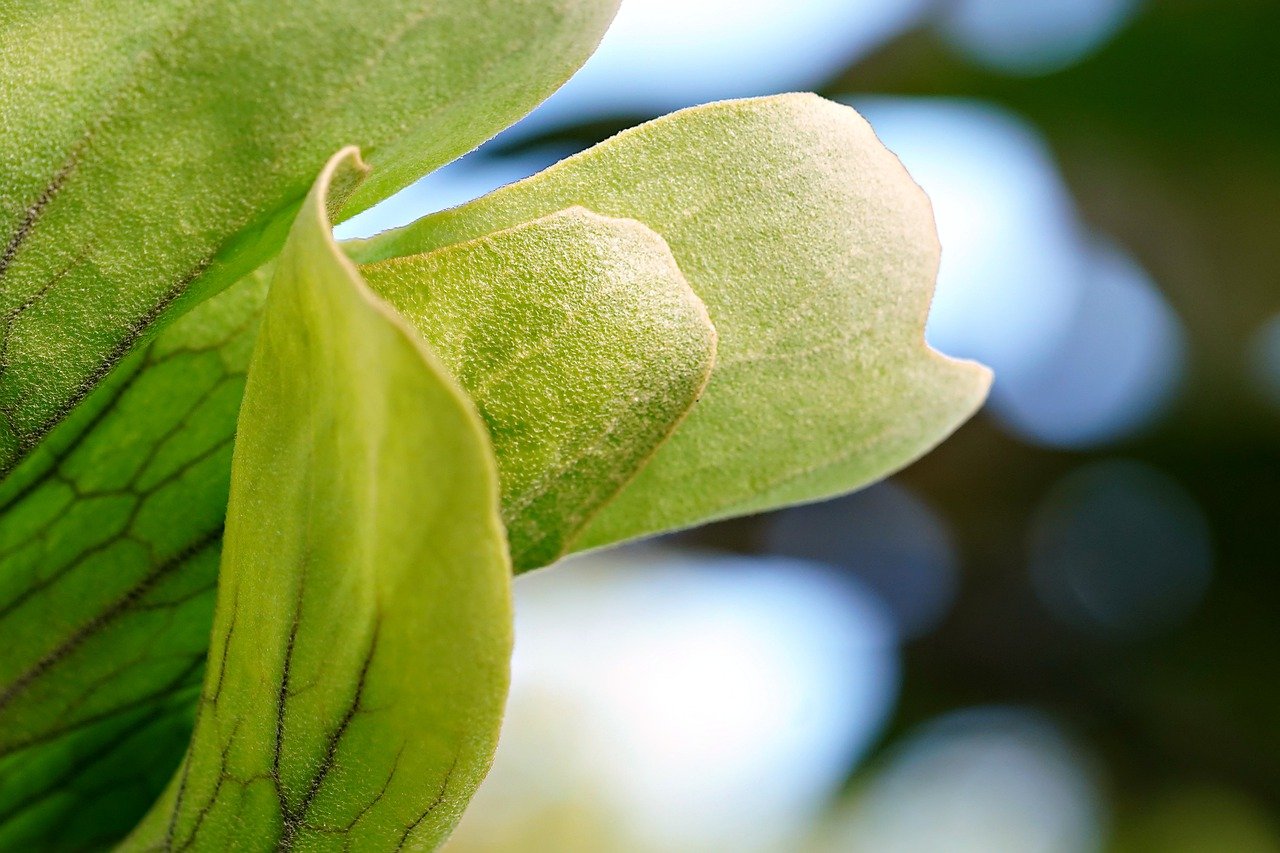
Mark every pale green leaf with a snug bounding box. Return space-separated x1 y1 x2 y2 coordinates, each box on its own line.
122 148 512 851
0 0 618 473
360 207 715 568
351 93 993 553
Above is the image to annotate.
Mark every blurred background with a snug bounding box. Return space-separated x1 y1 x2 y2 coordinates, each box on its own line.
340 0 1280 849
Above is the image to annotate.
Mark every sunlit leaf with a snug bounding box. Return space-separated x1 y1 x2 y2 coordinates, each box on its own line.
122 148 512 851
0 0 618 473
352 93 993 554
0 93 989 845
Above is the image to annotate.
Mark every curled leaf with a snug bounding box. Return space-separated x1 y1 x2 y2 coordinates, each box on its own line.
0 185 716 844
122 149 512 851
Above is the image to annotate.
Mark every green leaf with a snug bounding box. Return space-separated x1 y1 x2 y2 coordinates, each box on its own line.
122 148 512 851
351 93 993 553
0 272 266 848
0 690 198 850
359 208 715 569
0 0 618 473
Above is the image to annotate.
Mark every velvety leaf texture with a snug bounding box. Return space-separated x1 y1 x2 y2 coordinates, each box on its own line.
122 149 513 851
351 94 993 553
360 208 715 568
0 194 715 847
0 0 619 473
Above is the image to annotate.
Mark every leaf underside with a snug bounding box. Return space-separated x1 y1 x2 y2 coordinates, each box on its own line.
359 208 715 568
0 190 716 849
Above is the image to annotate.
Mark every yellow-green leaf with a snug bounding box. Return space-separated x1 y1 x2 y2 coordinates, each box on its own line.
0 189 714 846
121 149 511 851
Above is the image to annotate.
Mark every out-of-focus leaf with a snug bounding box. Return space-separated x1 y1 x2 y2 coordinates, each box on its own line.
352 93 992 553
0 0 618 473
123 149 511 851
360 208 715 569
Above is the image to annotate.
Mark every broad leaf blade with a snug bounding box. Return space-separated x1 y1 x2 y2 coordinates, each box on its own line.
360 208 716 569
123 148 512 851
0 0 618 472
351 94 993 553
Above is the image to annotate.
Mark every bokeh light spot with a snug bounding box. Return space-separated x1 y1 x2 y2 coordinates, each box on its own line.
851 97 1085 388
764 481 958 639
452 548 900 851
1247 312 1280 411
507 0 928 134
940 0 1143 75
1028 460 1212 638
821 708 1105 853
990 239 1185 448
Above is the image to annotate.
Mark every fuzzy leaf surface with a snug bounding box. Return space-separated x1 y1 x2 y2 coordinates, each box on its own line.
351 94 992 553
0 198 714 847
360 208 715 569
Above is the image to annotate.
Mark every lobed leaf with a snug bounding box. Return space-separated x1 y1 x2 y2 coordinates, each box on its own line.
122 148 513 851
351 93 993 555
0 95 991 845
0 0 618 473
